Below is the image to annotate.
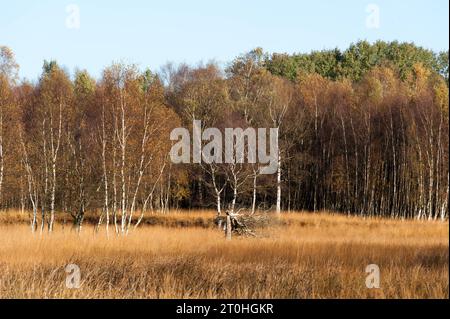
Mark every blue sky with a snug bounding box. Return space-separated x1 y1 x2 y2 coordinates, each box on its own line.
0 0 448 81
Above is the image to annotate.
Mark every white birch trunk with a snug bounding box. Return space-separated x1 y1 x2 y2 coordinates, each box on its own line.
276 153 281 214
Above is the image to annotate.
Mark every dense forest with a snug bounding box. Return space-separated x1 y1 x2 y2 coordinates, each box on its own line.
0 40 448 233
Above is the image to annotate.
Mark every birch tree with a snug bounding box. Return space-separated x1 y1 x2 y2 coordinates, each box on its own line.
38 62 73 232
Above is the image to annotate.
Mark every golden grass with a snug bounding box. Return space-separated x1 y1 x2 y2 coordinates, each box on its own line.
0 210 448 299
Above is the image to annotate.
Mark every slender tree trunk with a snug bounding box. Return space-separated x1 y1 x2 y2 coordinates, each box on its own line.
126 113 150 234
112 127 118 234
276 153 281 214
21 139 38 233
101 107 110 237
231 170 238 213
136 163 166 229
225 214 232 240
48 102 63 233
251 171 257 215
341 116 351 213
40 119 48 234
120 97 127 234
49 159 56 232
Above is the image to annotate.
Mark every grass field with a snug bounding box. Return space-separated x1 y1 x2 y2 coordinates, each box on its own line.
0 210 448 299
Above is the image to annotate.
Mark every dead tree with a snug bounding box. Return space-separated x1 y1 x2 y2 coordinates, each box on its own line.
216 209 258 239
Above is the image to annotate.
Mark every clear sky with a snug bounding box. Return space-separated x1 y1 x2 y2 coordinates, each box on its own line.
1 0 448 81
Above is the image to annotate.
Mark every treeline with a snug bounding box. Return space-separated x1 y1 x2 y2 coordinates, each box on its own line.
265 40 449 82
0 41 448 233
